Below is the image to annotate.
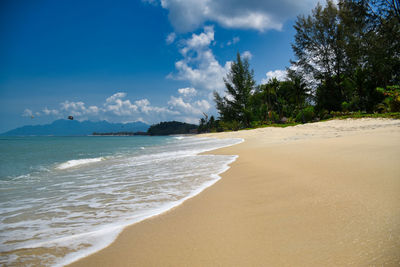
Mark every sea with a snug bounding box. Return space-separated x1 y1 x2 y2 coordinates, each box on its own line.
0 135 242 266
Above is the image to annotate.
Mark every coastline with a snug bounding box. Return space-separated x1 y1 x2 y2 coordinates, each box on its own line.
69 118 400 266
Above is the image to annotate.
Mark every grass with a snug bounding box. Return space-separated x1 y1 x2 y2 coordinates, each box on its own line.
327 112 400 120
242 122 301 130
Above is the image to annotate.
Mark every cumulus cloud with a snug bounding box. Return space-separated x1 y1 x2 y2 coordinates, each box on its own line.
155 0 319 32
242 50 252 60
168 26 231 94
180 26 214 54
22 109 33 117
261 69 287 83
168 96 210 116
178 87 197 98
166 32 176 44
61 101 100 117
105 92 127 103
226 36 240 46
29 91 212 125
42 107 59 116
104 93 138 116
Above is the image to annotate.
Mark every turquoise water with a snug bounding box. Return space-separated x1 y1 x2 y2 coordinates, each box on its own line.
0 136 242 266
0 136 168 179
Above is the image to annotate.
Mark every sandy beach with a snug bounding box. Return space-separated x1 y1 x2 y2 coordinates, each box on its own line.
69 118 400 266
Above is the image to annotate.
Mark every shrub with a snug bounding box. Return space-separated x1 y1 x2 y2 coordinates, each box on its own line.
341 101 350 112
296 106 315 122
269 111 280 123
250 121 263 128
376 85 400 112
319 109 332 120
219 120 241 131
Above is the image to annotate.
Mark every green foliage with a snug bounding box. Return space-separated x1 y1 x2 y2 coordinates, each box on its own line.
295 106 315 122
249 75 311 123
376 85 400 112
219 120 241 131
319 109 333 120
198 114 219 133
147 121 197 135
214 52 256 128
204 1 400 133
341 101 350 112
292 0 400 112
323 112 400 120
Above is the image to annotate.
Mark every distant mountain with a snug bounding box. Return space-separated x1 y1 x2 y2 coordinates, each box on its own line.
0 120 149 136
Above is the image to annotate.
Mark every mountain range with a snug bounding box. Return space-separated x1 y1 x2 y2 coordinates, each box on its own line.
0 119 149 136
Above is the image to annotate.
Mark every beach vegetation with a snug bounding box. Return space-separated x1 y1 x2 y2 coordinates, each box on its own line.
376 85 400 112
147 121 198 135
214 52 256 128
197 0 399 133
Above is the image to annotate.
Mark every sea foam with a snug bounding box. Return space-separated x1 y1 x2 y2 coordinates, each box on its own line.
0 136 243 266
56 157 105 170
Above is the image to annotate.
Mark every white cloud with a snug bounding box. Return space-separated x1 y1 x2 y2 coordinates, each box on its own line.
195 99 211 111
22 109 33 117
104 94 138 116
166 32 176 44
141 0 158 5
242 50 252 60
133 98 174 115
134 98 150 107
156 0 319 32
168 26 231 94
61 101 100 117
180 26 214 54
168 96 210 116
261 69 287 83
226 36 240 46
105 92 127 103
42 107 59 116
178 87 197 98
214 11 281 31
33 91 211 125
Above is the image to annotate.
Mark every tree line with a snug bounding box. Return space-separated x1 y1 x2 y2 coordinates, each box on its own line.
199 0 400 132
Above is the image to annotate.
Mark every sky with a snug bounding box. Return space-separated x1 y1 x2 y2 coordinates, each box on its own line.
0 0 321 133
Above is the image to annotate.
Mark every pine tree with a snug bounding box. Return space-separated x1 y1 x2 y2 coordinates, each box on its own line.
214 52 255 128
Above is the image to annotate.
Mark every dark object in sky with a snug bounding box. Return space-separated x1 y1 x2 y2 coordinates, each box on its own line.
68 116 74 120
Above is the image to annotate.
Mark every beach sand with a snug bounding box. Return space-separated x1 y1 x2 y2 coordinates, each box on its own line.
69 118 400 266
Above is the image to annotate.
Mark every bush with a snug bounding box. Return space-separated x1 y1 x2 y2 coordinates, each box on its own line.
296 106 315 122
319 109 332 120
250 121 263 128
341 101 350 112
219 120 241 131
269 111 280 123
376 85 400 112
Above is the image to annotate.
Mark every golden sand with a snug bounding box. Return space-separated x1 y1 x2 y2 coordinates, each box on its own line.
69 119 400 266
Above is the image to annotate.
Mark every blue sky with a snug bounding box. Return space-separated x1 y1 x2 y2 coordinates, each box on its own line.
0 0 320 132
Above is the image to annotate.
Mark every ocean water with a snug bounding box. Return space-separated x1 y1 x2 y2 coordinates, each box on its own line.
0 135 242 266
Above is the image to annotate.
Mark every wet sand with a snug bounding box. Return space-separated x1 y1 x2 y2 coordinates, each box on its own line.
69 119 400 266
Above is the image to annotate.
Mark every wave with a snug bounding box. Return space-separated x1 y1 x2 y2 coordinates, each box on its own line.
56 155 239 267
56 157 105 170
1 136 244 266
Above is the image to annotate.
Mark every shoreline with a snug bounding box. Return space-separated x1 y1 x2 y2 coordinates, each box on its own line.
59 155 240 266
54 136 244 266
69 118 400 266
